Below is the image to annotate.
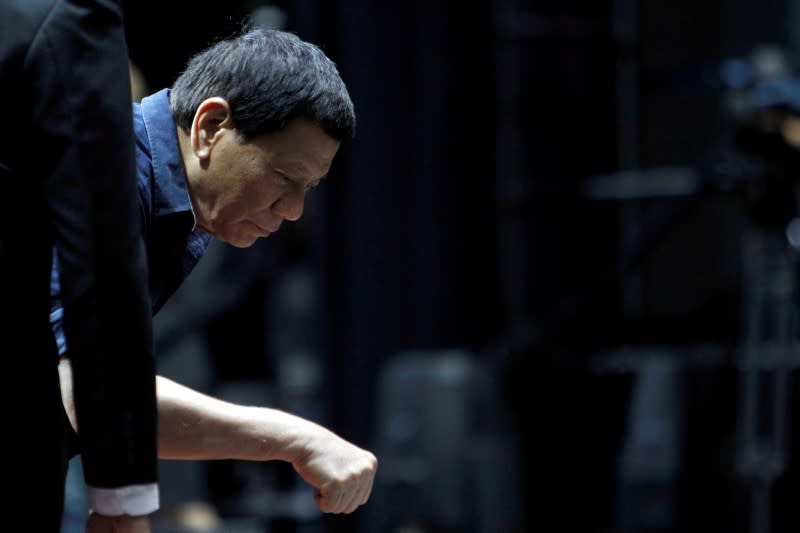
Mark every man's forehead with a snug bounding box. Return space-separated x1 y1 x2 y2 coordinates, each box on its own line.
258 119 340 174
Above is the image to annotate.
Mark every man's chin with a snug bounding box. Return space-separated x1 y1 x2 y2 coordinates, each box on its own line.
223 233 260 248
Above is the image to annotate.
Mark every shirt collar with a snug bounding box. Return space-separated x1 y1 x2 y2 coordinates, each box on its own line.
139 88 197 226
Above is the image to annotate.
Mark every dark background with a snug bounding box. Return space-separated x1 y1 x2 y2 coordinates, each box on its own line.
112 1 800 532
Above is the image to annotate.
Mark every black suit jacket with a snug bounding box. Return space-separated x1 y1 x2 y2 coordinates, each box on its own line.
0 0 157 521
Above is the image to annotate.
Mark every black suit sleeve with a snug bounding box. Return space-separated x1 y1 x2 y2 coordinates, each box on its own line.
46 0 158 490
0 0 158 495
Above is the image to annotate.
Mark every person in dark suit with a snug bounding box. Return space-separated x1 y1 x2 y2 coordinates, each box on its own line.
0 0 159 530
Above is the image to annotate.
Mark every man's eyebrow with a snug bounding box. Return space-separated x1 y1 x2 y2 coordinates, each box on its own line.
273 162 312 177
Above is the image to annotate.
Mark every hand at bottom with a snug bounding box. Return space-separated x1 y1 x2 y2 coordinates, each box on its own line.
85 512 152 533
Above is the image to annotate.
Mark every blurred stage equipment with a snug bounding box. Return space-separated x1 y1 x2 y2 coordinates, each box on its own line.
367 349 521 533
585 46 800 533
599 348 683 532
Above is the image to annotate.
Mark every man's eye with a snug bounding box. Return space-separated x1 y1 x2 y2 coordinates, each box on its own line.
276 172 295 186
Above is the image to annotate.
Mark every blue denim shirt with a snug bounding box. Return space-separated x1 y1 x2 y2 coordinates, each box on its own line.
51 88 211 355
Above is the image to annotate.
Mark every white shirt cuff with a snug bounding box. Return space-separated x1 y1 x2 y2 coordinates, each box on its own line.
87 483 159 516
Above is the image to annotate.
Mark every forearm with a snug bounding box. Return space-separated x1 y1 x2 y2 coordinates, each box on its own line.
62 360 333 463
156 375 314 463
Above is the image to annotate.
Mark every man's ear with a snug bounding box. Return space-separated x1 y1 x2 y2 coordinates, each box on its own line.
190 97 233 159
